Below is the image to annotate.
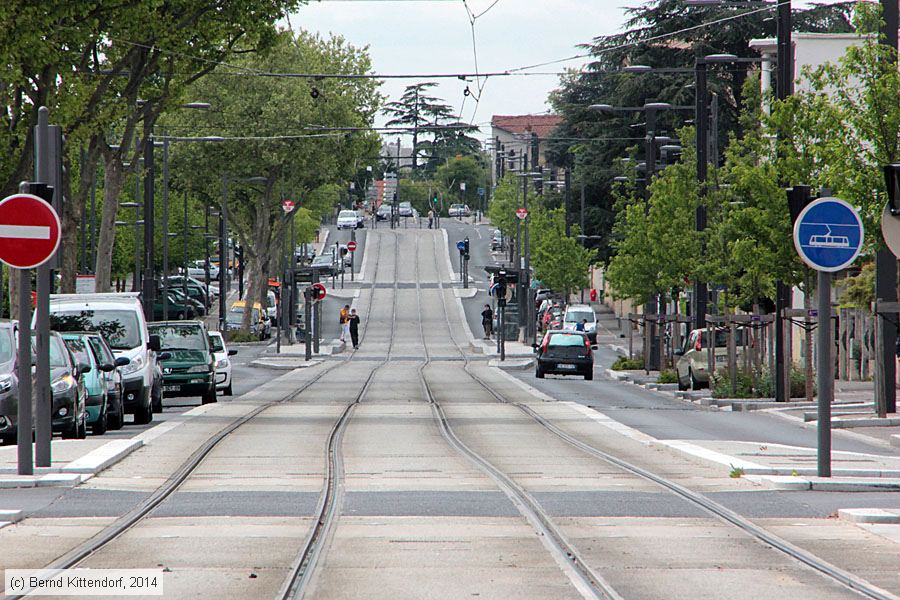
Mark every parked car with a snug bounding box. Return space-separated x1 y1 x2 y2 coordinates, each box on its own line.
534 330 596 380
185 260 219 280
674 327 749 390
165 276 209 308
0 322 21 444
356 210 366 228
208 331 237 396
376 204 392 221
44 332 89 438
490 229 503 251
448 203 471 218
265 290 278 325
337 209 361 230
83 332 128 430
48 293 160 424
562 304 598 343
152 293 196 321
295 245 316 264
149 321 217 404
225 301 271 340
310 253 340 277
398 201 414 217
61 333 113 435
541 305 564 332
168 287 206 317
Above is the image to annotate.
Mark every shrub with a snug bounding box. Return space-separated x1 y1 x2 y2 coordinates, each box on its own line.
711 368 755 398
657 369 678 384
225 330 258 343
612 355 644 371
713 366 816 399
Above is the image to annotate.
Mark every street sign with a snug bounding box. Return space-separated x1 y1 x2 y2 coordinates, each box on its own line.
0 193 61 269
793 197 863 272
347 240 358 253
311 282 326 301
880 204 900 259
515 207 528 220
281 199 295 213
456 240 466 252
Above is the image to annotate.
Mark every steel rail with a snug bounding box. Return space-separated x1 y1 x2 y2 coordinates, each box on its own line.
280 229 401 600
414 230 619 600
426 227 896 600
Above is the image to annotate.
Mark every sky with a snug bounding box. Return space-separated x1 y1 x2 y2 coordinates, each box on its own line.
286 0 633 141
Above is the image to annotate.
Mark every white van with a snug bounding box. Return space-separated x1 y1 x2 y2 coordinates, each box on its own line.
46 293 161 424
266 290 277 324
562 304 598 343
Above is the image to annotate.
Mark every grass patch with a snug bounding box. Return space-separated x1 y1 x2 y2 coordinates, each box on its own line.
657 369 678 384
612 355 644 371
729 465 745 478
225 330 259 343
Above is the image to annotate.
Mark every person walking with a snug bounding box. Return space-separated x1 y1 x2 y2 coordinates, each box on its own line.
339 304 350 342
481 304 493 339
348 308 361 349
427 209 434 229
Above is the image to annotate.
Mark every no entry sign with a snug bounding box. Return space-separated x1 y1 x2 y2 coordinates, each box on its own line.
282 199 296 213
347 241 358 252
0 193 61 269
516 207 529 220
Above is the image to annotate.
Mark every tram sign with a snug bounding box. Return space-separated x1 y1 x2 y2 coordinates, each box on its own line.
0 193 61 269
793 197 863 272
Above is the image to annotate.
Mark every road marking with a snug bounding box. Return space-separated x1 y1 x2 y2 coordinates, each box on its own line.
0 224 50 239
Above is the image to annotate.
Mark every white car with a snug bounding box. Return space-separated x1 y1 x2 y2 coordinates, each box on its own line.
398 201 414 217
185 260 219 280
449 203 471 218
208 331 237 396
562 304 597 343
337 210 360 230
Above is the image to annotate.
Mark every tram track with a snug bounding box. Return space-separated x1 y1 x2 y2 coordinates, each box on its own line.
422 228 896 600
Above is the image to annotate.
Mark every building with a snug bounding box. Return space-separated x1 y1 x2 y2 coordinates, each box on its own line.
490 114 562 186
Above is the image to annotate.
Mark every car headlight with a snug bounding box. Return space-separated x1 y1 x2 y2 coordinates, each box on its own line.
119 355 144 376
0 375 13 394
215 358 229 369
187 364 210 374
51 375 76 394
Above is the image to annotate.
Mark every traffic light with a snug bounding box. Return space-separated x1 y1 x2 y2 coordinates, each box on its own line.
463 237 470 259
432 194 439 204
340 246 349 258
496 270 507 307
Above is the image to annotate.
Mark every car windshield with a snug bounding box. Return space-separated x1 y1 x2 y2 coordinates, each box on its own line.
227 307 260 323
87 337 113 365
699 330 749 348
208 334 225 352
63 337 92 366
547 333 586 347
564 310 594 323
33 335 69 368
50 309 142 350
0 328 13 363
149 324 207 351
338 210 356 218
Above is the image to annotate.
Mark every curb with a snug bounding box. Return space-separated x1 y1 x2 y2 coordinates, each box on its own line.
488 358 532 370
839 508 900 524
61 438 143 474
747 474 900 492
249 358 325 371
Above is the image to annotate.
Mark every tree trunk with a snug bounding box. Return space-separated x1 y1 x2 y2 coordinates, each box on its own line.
59 140 102 293
94 158 127 292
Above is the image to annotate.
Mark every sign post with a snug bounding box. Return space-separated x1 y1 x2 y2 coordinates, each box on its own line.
348 239 357 283
793 197 864 477
515 207 528 221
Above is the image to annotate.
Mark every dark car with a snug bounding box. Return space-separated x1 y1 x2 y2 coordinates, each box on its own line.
0 322 20 444
168 287 206 317
148 321 216 404
45 332 89 438
152 293 196 321
84 332 128 431
534 330 596 380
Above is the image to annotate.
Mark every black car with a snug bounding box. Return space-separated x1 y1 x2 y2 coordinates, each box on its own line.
45 332 89 439
0 322 20 444
534 330 596 380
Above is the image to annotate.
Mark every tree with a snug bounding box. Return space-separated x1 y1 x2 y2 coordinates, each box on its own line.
434 155 487 208
170 30 380 332
487 175 518 238
529 205 595 298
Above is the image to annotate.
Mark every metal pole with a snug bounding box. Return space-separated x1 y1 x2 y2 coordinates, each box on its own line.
142 115 155 321
500 304 506 361
350 228 356 282
305 288 312 361
33 111 52 469
219 175 228 331
694 60 709 331
134 175 141 292
313 271 320 354
290 211 297 341
162 137 169 320
183 190 188 301
645 108 660 371
80 147 87 273
817 271 832 477
564 168 571 237
523 177 532 341
17 268 32 475
277 224 285 353
876 0 899 416
202 204 209 307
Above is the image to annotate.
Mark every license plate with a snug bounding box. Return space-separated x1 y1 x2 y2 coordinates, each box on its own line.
164 385 179 392
557 364 576 370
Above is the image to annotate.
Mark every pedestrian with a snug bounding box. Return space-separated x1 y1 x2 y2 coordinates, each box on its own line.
481 303 493 339
427 209 434 229
348 308 361 349
575 318 586 332
339 304 350 342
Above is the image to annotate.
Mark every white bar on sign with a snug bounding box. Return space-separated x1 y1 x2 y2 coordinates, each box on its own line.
0 224 50 239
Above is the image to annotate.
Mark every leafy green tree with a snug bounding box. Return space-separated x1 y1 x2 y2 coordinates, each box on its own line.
487 175 518 238
529 205 595 297
434 155 487 209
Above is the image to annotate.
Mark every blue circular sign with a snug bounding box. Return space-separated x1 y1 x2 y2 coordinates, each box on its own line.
792 197 864 272
456 240 466 251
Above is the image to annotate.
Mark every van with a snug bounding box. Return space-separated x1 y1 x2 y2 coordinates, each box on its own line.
562 304 598 343
47 293 161 424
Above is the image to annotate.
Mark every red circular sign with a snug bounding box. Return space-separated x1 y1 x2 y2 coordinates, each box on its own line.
347 241 358 252
311 282 327 301
281 199 295 213
516 207 529 220
0 194 61 269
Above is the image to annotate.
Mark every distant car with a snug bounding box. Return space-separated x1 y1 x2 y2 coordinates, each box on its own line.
83 332 127 431
265 290 278 325
310 253 340 277
541 306 564 332
398 201 414 217
337 210 360 230
491 229 503 251
376 204 392 221
0 323 21 444
675 327 749 390
149 321 216 404
152 293 196 321
562 304 597 343
534 330 596 380
295 245 316 264
43 332 89 438
225 301 271 340
168 287 206 317
449 204 471 218
186 260 219 280
356 210 366 228
61 333 116 435
208 331 237 396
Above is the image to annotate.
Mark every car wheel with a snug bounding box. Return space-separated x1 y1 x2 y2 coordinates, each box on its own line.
224 383 233 396
152 387 163 413
535 366 545 379
109 403 124 430
92 406 108 436
584 370 593 381
62 420 77 439
677 372 688 391
202 387 217 404
0 435 13 445
134 399 152 425
77 413 87 439
690 368 704 390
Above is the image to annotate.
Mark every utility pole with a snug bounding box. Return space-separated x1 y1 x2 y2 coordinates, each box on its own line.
774 0 794 404
161 135 169 320
694 58 709 332
645 106 661 370
141 105 155 322
876 0 898 415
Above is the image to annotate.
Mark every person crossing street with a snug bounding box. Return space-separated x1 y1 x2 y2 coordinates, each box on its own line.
481 304 493 339
348 308 361 349
339 304 350 342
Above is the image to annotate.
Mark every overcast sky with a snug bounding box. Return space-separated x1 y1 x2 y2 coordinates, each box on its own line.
287 1 632 140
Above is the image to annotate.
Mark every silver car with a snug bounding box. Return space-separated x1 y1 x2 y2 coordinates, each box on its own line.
674 328 748 390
